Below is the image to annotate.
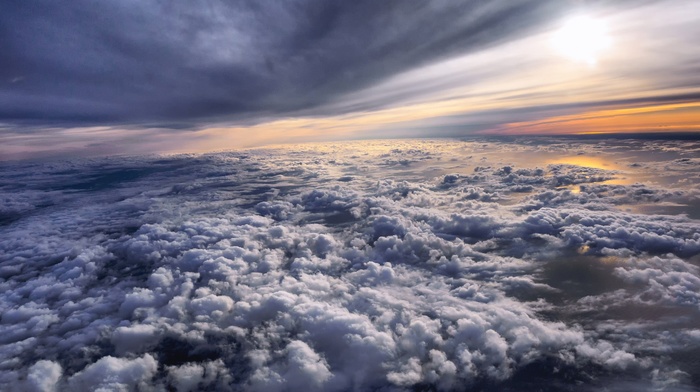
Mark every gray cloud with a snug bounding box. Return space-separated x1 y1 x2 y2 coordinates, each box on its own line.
0 0 624 128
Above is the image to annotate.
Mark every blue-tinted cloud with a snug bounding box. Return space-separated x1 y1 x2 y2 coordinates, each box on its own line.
1 138 699 390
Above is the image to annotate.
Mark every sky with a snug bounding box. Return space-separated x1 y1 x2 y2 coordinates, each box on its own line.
1 0 700 158
3 3 700 390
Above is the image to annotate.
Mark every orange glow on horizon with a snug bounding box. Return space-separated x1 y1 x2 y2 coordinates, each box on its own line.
183 99 700 154
488 101 700 135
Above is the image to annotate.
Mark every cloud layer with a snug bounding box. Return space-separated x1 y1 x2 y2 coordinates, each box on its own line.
1 137 699 391
0 0 570 127
2 1 699 160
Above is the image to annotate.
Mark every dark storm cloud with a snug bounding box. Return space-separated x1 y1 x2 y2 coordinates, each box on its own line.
0 0 580 127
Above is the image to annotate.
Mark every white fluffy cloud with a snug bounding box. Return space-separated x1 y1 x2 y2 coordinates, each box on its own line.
0 138 699 391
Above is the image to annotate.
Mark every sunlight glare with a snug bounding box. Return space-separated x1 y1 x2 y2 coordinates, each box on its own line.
552 15 612 66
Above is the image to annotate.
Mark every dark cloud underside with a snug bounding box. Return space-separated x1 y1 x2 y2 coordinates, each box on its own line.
1 0 585 127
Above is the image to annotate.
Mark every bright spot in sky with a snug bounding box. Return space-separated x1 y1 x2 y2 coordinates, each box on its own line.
552 15 612 66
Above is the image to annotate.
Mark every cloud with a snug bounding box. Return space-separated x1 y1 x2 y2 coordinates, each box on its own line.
3 1 700 160
0 0 568 127
68 354 158 391
0 137 699 390
26 361 62 392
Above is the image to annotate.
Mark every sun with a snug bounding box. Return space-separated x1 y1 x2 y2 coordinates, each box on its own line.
552 15 612 66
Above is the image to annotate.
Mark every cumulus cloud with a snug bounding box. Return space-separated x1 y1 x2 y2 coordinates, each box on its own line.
0 137 699 390
26 361 62 392
68 354 158 391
